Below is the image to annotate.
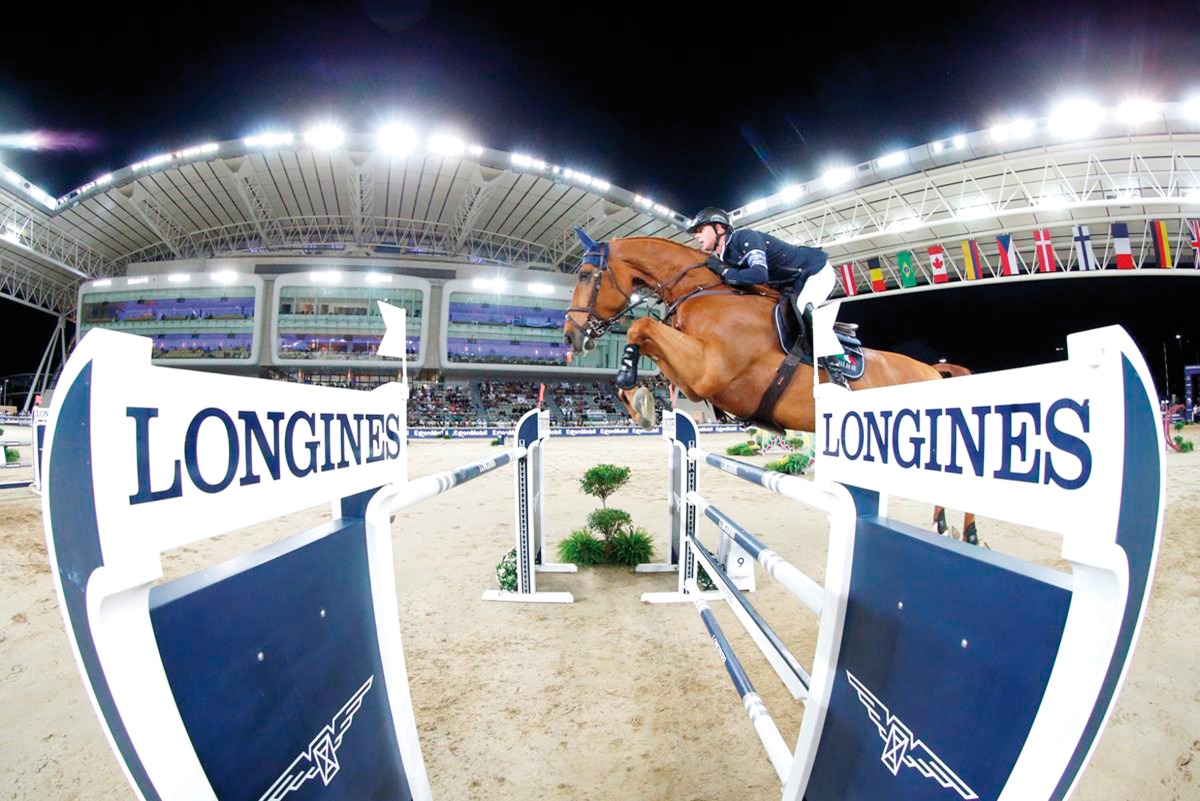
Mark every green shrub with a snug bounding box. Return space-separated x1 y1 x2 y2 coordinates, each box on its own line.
580 464 631 507
495 548 519 592
1175 420 1185 431
1176 436 1194 453
606 527 655 566
785 436 806 449
4 447 18 465
490 436 504 446
765 452 809 475
556 529 607 565
696 566 717 592
725 442 760 456
587 508 632 540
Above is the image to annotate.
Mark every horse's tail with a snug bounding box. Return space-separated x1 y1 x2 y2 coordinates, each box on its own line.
934 363 973 379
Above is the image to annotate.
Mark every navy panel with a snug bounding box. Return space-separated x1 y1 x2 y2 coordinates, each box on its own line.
338 486 381 521
1050 356 1163 799
149 521 413 801
806 518 1071 801
48 363 161 800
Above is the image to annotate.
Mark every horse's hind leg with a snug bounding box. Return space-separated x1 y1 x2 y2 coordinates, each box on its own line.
933 506 948 535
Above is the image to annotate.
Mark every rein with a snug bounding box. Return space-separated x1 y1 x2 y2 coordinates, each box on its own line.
566 242 778 337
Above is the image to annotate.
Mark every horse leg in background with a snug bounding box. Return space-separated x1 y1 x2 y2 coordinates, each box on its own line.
962 512 978 545
932 505 980 546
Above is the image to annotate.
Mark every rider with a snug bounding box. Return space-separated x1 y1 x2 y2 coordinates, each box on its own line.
687 207 840 364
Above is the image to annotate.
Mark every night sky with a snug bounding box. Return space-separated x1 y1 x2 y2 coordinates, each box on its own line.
2 0 1198 395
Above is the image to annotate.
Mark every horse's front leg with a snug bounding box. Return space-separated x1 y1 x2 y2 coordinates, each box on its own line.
621 318 731 400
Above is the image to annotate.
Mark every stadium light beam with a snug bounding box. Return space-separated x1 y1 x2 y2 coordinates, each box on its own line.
377 124 418 157
304 125 345 150
821 167 853 189
1049 100 1104 139
428 132 465 156
1118 99 1161 125
244 132 294 148
780 184 806 203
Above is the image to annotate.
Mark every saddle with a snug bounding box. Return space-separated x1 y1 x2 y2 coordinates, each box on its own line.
771 296 866 381
713 297 867 433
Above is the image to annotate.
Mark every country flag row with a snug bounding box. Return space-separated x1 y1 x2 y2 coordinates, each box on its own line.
838 219 1200 295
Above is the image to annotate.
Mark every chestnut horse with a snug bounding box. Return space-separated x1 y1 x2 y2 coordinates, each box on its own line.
562 234 978 544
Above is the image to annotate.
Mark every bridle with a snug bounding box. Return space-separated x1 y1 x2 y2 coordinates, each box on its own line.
565 240 742 343
564 242 642 344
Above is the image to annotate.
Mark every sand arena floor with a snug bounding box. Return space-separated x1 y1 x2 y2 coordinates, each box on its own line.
1 429 1198 800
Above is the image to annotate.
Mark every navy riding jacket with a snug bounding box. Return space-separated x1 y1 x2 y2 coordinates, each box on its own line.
718 229 828 289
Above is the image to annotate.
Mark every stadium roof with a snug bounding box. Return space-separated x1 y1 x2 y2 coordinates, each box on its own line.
661 101 1200 291
0 131 690 315
3 100 1200 317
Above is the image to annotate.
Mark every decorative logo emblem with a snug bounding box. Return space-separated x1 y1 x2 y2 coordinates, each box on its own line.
258 676 375 801
846 671 978 800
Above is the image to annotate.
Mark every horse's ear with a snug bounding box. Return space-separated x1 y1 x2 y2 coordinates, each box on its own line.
575 228 599 252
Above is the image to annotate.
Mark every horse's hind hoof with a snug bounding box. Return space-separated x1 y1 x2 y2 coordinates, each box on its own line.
963 523 979 546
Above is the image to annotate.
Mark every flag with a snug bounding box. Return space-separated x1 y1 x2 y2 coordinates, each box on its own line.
868 257 886 292
961 239 986 280
1034 228 1056 273
897 251 918 287
1187 219 1200 259
1111 222 1135 269
1072 225 1099 270
839 263 858 296
1150 220 1173 268
996 234 1020 276
929 245 949 283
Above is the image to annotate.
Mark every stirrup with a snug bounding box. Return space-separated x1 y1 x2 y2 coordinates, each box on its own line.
820 356 849 388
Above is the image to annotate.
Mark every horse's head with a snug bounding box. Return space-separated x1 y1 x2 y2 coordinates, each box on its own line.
563 231 640 354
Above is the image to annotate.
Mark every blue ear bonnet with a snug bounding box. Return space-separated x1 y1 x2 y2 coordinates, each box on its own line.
575 227 599 251
576 228 607 268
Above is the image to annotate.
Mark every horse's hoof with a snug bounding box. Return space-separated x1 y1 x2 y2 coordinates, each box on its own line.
963 523 979 546
632 386 656 429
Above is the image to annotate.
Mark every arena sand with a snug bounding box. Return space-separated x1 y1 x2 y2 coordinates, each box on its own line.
1 431 1197 800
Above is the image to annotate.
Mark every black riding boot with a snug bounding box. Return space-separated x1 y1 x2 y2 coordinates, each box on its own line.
801 303 815 355
788 298 812 359
615 344 640 389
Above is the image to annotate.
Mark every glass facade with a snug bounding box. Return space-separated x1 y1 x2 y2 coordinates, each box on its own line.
79 286 256 361
275 285 424 362
444 291 656 371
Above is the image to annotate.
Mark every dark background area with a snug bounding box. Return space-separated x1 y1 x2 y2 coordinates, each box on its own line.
1 0 1198 397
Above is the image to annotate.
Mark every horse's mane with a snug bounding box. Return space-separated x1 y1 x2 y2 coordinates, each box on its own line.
614 236 781 302
613 236 709 261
